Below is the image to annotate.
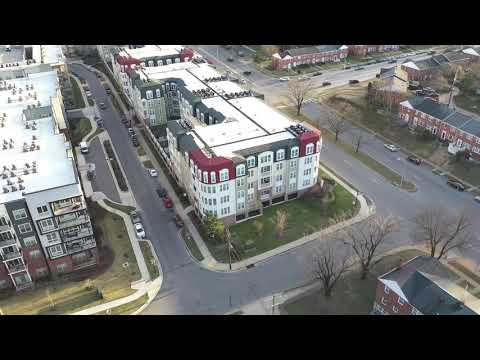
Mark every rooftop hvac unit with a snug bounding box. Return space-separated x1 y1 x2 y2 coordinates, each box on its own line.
11 186 17 192
19 184 25 191
23 169 29 175
3 187 9 193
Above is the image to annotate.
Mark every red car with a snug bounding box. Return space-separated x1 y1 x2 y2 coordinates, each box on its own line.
162 196 173 208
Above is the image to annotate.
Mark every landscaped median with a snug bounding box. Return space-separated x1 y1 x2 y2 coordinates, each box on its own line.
0 201 141 315
69 117 92 146
103 140 129 192
69 75 86 109
279 106 416 192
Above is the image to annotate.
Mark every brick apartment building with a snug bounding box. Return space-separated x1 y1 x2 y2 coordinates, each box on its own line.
348 45 400 57
399 96 480 160
373 255 480 315
0 45 97 291
271 45 349 70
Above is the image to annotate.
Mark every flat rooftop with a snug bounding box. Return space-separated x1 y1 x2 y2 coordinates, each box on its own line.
0 70 77 204
120 45 183 60
0 45 25 64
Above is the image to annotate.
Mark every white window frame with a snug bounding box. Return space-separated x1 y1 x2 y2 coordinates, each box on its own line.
203 171 209 183
23 236 37 247
291 147 299 158
247 156 256 168
37 205 48 215
13 209 27 221
236 165 246 177
220 169 229 182
276 149 285 161
306 143 314 155
210 172 216 183
18 222 32 234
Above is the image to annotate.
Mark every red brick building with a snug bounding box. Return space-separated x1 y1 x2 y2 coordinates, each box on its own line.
373 255 480 315
271 45 348 70
399 96 480 160
348 45 400 57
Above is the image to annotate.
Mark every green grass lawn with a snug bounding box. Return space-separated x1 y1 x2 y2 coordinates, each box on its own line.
69 76 86 109
181 228 204 262
449 261 480 285
139 242 160 279
142 160 154 169
103 199 136 215
137 146 147 157
454 92 480 116
279 106 416 192
207 185 359 263
85 127 104 143
97 294 148 315
446 159 480 187
69 117 92 146
0 201 140 314
281 249 426 315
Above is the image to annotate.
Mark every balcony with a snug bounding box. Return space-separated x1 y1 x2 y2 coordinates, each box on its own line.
0 222 12 232
0 237 17 248
7 262 27 274
1 249 22 261
62 227 93 242
65 236 96 255
57 215 90 230
52 198 85 216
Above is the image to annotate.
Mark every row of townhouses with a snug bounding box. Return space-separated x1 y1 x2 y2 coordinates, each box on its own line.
401 47 480 81
271 45 400 70
106 45 322 224
0 45 97 291
399 96 480 159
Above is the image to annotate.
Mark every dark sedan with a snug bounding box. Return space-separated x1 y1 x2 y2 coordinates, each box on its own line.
407 156 421 165
447 179 465 191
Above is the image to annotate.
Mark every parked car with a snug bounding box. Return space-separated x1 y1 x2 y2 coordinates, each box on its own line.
227 56 234 62
447 179 465 191
134 222 146 238
243 70 252 76
345 65 352 70
99 102 107 110
279 77 290 82
130 210 141 224
384 143 399 152
132 140 139 147
407 155 422 165
428 50 436 55
354 67 364 71
298 75 309 81
162 196 173 208
313 71 322 76
149 169 158 177
85 90 92 98
349 79 359 84
474 196 480 203
322 81 332 86
156 187 167 198
388 59 397 64
128 128 135 136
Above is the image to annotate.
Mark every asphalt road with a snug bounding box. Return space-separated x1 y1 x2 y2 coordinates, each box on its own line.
67 56 480 315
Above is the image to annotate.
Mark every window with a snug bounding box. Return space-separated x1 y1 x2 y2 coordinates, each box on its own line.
37 205 48 215
146 90 153 99
291 147 299 158
248 170 254 178
247 182 254 190
46 232 58 243
305 157 313 165
207 187 211 194
237 190 245 198
13 209 27 221
36 267 48 277
260 154 272 164
49 244 64 257
290 160 296 169
236 165 246 177
203 171 209 183
247 157 255 168
275 185 283 193
236 178 245 187
208 199 212 206
302 179 311 186
276 174 283 182
261 177 271 186
260 165 271 175
213 199 216 206
210 172 216 183
288 182 296 191
247 193 254 201
18 222 32 234
156 89 161 98
276 149 285 161
56 263 68 273
276 163 283 171
220 169 229 182
148 60 154 67
23 236 36 247
40 218 55 232
398 297 405 305
237 202 245 210
304 168 312 176
157 60 163 66
29 250 41 259
306 143 314 155
289 172 296 179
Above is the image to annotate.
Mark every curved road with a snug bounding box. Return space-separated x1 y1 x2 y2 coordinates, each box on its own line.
69 61 480 315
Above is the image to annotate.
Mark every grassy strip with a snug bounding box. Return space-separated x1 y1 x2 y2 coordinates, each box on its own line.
282 249 426 315
279 107 416 192
69 76 86 108
181 227 204 262
142 160 154 169
139 242 160 279
86 127 104 143
97 294 148 315
103 199 136 215
140 129 190 208
449 261 480 285
103 140 128 192
319 162 358 193
137 146 146 157
69 117 92 146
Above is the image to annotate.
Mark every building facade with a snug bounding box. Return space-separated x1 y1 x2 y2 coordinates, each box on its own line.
271 45 348 70
399 97 480 159
348 45 400 57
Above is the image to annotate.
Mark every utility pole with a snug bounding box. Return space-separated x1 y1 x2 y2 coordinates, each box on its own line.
448 66 459 108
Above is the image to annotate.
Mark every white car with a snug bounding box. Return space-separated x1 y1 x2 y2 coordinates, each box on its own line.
474 196 480 204
134 222 146 238
149 169 158 177
384 143 399 152
279 77 290 82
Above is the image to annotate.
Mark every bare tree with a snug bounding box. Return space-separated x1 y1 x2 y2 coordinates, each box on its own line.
253 220 264 239
411 206 473 260
341 215 399 279
325 113 348 142
353 133 363 153
286 79 315 116
311 242 351 297
272 210 288 241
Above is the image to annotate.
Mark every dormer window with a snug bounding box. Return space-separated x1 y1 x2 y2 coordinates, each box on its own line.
247 156 256 168
306 143 314 155
276 149 285 161
210 172 216 183
291 147 299 158
203 171 208 183
156 89 161 98
220 169 229 182
236 165 246 177
146 90 153 100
